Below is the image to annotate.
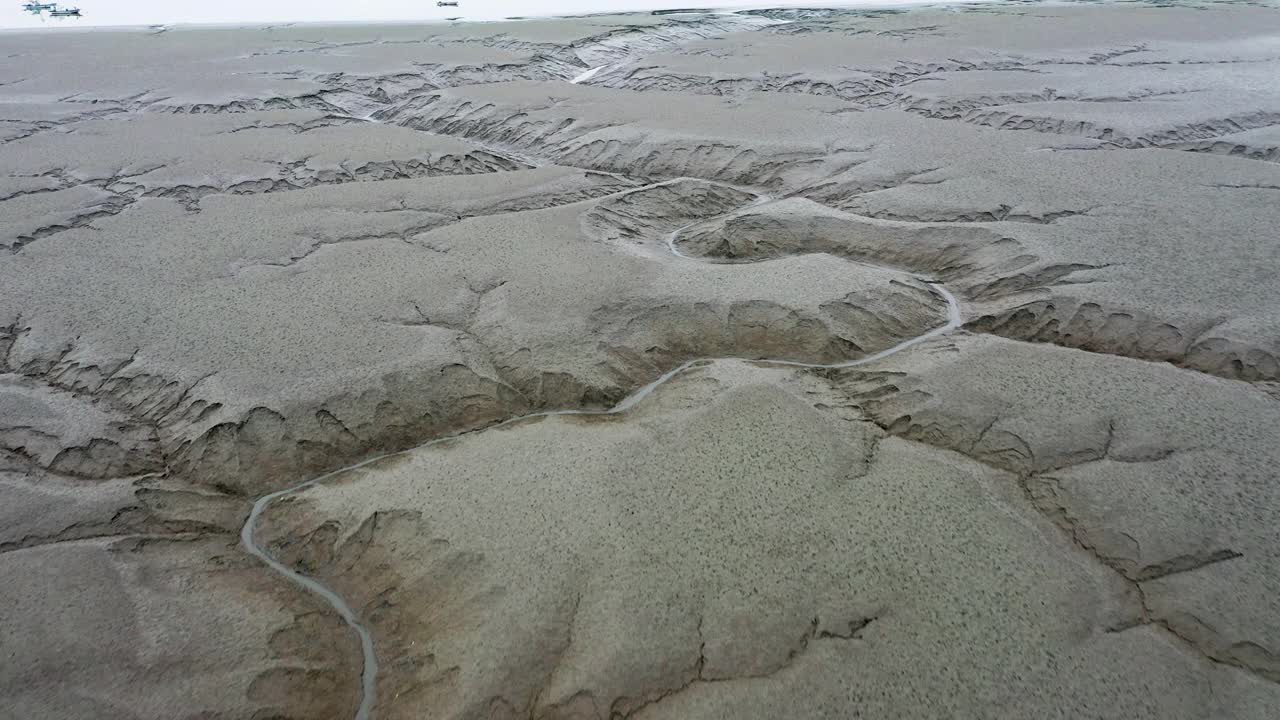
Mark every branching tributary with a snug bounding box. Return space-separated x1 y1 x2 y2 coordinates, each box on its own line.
239 197 963 717
240 47 963 718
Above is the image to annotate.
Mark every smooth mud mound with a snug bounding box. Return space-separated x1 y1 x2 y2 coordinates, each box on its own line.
3 3 1279 719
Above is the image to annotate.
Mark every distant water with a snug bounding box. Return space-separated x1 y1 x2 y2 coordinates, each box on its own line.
3 0 993 30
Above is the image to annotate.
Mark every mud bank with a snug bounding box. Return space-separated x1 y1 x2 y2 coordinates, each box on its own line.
3 3 1279 719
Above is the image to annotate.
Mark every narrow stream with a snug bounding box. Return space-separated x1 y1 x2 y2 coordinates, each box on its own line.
241 58 964 714
241 474 381 720
238 208 962 717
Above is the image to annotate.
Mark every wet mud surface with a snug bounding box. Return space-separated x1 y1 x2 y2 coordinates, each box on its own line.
3 3 1280 718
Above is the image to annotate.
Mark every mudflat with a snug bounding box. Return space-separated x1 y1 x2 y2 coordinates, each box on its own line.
2 3 1278 719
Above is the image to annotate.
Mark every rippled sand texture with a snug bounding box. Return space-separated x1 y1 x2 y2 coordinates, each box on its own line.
2 3 1279 719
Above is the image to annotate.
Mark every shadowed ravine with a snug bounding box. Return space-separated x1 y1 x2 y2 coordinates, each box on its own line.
240 237 964 719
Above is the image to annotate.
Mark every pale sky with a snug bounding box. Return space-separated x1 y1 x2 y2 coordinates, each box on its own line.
2 1 958 30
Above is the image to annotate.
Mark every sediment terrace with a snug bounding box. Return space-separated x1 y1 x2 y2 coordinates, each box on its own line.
2 3 1279 719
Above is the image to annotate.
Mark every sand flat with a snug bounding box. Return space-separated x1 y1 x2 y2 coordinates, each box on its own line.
2 3 1279 718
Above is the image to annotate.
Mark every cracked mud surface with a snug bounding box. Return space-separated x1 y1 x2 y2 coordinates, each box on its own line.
3 3 1279 719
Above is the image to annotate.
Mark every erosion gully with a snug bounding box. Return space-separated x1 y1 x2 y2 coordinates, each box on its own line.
240 208 963 718
240 38 964 718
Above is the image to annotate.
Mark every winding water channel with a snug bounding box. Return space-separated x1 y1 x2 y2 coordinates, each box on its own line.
239 198 963 718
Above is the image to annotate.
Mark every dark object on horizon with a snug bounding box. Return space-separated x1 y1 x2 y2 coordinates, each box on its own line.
21 1 56 14
437 1 459 6
49 5 80 17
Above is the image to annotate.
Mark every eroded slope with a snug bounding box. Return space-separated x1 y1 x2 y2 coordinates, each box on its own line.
3 4 1279 719
2 172 947 494
673 146 1280 382
257 356 1280 719
586 4 1280 159
833 333 1280 683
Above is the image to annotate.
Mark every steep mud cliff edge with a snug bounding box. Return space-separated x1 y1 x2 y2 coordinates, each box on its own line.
2 3 1279 719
